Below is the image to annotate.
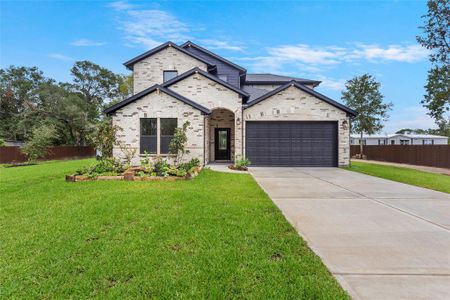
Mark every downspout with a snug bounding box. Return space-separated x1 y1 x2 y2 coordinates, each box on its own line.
241 107 244 159
203 115 206 166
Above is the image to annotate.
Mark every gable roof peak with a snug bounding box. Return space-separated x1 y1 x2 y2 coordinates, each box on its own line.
123 41 214 70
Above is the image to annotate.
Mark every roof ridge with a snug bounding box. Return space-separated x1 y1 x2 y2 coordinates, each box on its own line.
244 81 357 116
123 41 214 70
180 41 247 73
104 83 210 115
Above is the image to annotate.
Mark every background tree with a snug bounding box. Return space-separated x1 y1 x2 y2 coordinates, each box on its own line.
22 123 57 162
341 74 392 155
417 0 450 131
1 62 129 147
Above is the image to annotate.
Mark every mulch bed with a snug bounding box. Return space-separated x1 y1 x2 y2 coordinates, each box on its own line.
66 166 202 182
228 165 248 171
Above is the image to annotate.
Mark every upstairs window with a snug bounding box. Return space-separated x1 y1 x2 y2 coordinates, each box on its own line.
160 118 177 154
218 74 228 82
140 118 157 154
163 70 178 82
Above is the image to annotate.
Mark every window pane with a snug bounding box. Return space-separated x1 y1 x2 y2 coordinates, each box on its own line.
163 71 178 82
140 118 157 154
140 118 157 136
160 118 177 154
161 118 177 135
218 74 228 82
218 130 228 150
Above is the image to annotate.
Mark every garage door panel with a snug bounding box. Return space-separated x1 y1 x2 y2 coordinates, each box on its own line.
246 121 337 167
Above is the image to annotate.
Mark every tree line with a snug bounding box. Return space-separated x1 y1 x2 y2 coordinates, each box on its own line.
0 61 132 146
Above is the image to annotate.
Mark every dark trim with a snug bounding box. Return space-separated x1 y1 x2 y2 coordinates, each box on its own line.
123 41 215 70
180 41 247 73
245 80 321 87
162 67 250 98
104 85 211 115
243 81 357 116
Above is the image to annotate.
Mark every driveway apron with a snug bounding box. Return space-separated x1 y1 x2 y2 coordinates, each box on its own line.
249 167 450 300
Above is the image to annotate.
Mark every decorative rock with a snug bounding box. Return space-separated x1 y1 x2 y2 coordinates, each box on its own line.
124 172 135 181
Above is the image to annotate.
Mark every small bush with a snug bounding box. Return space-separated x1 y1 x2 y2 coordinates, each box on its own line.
178 158 200 172
74 158 125 176
22 124 57 163
235 157 251 168
154 157 170 176
0 137 5 147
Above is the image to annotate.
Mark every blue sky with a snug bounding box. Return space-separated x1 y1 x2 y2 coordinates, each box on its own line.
0 0 435 132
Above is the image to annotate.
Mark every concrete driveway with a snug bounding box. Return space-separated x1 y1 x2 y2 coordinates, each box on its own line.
249 167 450 300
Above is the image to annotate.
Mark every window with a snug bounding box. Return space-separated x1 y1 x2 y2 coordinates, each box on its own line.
359 139 366 145
423 139 433 145
391 140 395 145
140 118 157 154
400 140 410 145
160 118 177 154
218 74 228 82
163 70 178 82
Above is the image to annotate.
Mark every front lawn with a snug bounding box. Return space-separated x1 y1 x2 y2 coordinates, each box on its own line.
0 159 348 298
346 161 450 194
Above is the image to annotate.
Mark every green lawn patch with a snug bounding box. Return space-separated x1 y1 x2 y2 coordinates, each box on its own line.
0 159 348 298
346 161 450 194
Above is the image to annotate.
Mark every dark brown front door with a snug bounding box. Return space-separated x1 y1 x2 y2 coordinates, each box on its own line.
215 128 231 160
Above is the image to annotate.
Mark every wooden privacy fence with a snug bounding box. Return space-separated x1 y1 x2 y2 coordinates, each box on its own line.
350 145 450 169
0 146 95 164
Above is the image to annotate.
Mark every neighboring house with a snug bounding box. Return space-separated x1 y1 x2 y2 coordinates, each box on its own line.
105 41 357 167
350 134 449 146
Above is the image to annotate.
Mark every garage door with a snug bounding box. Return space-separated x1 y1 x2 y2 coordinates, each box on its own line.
245 121 338 167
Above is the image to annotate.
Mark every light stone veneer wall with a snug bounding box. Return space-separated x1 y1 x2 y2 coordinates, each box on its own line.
169 72 243 160
243 85 351 166
133 47 208 94
112 90 205 165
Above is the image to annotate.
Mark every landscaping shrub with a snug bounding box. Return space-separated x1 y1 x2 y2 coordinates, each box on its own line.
22 124 57 163
235 157 251 168
178 158 200 172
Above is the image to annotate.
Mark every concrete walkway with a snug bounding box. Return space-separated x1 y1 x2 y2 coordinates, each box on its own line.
249 167 450 300
352 159 450 176
206 163 249 174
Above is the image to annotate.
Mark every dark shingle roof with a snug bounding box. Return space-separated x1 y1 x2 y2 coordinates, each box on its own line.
245 73 321 87
180 41 246 73
104 85 211 115
241 85 271 102
123 41 214 70
243 81 357 116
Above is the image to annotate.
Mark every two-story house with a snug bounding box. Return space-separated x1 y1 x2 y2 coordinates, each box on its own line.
105 41 357 167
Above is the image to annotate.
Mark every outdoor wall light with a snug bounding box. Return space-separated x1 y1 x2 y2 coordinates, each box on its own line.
342 120 348 130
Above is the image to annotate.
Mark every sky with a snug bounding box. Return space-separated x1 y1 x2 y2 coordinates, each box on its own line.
0 0 436 133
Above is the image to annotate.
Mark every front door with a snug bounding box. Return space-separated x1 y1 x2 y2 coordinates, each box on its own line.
215 128 231 160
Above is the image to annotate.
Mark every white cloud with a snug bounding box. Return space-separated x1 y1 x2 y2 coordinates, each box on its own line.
268 44 346 65
108 1 135 11
316 76 346 91
110 3 244 51
350 44 429 63
71 39 105 47
48 53 74 61
199 39 244 52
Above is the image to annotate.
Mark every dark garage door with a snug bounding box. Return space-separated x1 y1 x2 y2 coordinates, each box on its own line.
245 121 338 167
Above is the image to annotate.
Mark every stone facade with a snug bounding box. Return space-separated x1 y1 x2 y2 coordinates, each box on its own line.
133 46 208 94
169 72 243 160
112 90 205 165
243 85 351 166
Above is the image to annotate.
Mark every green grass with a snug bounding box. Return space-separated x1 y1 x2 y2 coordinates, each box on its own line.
346 161 450 194
0 159 348 299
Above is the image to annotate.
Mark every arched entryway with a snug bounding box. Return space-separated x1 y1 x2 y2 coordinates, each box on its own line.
206 108 235 162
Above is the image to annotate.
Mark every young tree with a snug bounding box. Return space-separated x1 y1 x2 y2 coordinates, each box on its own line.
169 121 191 165
22 123 57 163
341 74 392 155
94 118 120 158
417 0 450 127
